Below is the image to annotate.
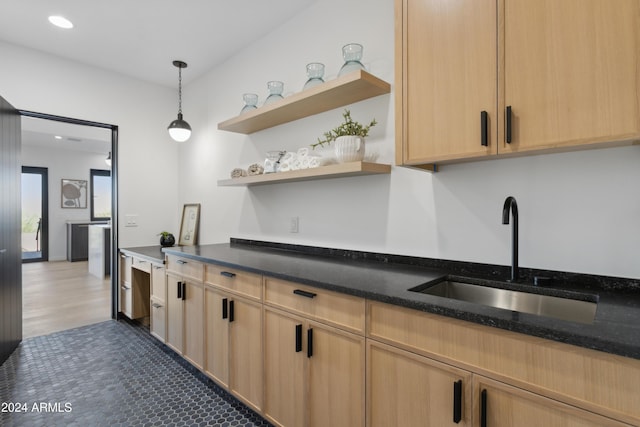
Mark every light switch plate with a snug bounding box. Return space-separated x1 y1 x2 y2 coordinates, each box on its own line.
289 216 299 233
125 214 138 227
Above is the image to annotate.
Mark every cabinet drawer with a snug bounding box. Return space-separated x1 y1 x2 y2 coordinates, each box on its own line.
205 265 262 300
132 257 152 273
264 277 365 334
120 282 132 318
166 255 204 282
120 254 132 283
151 264 166 300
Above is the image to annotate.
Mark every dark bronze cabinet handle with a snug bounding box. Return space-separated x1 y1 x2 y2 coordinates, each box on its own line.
481 111 488 147
453 380 462 423
177 259 187 265
506 106 512 144
293 289 317 299
177 281 182 299
307 328 313 358
222 298 228 319
181 282 186 300
481 389 487 427
229 300 235 322
220 271 236 278
295 324 302 353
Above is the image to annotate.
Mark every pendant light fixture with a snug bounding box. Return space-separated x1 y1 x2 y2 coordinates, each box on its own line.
167 60 192 142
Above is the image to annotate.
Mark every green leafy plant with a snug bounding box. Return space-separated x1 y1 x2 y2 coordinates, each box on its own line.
158 231 173 237
311 109 377 149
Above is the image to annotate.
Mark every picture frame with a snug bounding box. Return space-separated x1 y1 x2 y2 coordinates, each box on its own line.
61 179 87 208
179 203 200 246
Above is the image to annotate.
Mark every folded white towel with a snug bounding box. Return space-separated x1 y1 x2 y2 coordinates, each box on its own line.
247 163 264 175
230 168 247 178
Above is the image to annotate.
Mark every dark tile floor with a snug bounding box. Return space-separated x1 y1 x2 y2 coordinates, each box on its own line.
0 319 272 427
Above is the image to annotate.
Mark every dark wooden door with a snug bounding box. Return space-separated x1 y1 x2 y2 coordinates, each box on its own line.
0 95 22 364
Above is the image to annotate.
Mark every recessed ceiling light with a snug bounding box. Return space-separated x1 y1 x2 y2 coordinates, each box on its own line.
54 135 63 140
48 15 74 29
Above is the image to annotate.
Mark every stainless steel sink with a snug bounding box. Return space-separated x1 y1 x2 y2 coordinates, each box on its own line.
410 279 598 324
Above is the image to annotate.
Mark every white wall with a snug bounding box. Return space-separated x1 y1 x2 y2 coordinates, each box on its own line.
22 145 110 260
0 41 181 249
180 0 640 280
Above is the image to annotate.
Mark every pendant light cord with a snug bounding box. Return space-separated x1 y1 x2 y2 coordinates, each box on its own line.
178 66 183 115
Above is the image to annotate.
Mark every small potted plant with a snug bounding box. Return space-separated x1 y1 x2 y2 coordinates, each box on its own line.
311 109 377 163
158 231 175 247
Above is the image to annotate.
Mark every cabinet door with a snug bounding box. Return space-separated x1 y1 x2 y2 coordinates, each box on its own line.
308 321 365 427
501 0 640 153
229 297 263 412
368 340 472 427
183 281 204 370
205 286 229 387
150 296 166 342
264 308 305 427
475 376 629 427
397 0 496 165
166 275 184 354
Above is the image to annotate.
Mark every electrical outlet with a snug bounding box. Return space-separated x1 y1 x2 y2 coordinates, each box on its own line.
125 214 138 227
289 216 299 233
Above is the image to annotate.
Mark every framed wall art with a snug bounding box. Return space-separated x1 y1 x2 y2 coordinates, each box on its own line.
179 203 200 246
61 179 87 208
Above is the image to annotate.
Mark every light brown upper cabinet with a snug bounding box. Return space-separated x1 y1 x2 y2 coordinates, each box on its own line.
395 0 640 170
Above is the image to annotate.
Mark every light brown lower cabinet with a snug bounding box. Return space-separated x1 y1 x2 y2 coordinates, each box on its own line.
204 285 263 413
150 296 166 342
367 300 640 426
166 273 204 370
264 307 365 427
367 340 472 426
474 375 630 427
166 274 183 353
150 263 166 342
151 260 639 427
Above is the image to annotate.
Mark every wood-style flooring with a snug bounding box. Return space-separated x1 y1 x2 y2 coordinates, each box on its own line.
22 261 111 338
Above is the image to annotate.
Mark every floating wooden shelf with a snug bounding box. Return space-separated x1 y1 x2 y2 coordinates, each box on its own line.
217 70 391 134
218 162 391 187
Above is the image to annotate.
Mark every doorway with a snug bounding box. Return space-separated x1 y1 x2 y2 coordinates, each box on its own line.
21 166 48 263
19 110 120 323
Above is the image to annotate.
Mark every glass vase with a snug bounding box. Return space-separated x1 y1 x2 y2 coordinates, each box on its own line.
240 93 258 114
303 63 325 90
263 81 284 106
338 43 365 77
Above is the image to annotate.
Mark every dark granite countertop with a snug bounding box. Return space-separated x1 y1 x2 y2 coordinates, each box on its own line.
157 240 640 360
121 246 165 264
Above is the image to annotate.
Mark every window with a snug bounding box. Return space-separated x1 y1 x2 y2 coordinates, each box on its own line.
90 169 111 221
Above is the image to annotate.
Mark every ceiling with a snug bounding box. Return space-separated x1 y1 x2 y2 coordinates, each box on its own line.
21 116 112 154
2 0 316 149
0 0 316 88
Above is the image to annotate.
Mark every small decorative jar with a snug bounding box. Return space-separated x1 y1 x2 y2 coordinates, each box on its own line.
159 232 175 247
338 43 365 77
240 93 258 114
263 81 284 105
334 135 365 163
303 63 325 90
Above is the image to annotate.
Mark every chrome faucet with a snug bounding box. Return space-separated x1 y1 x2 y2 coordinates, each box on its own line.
502 196 519 282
